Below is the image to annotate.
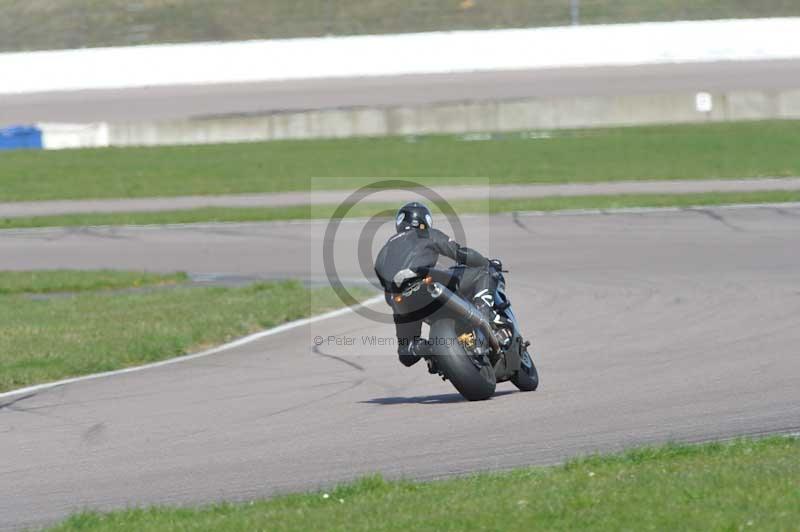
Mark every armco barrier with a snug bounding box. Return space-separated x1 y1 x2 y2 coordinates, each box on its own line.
105 89 800 148
0 125 42 150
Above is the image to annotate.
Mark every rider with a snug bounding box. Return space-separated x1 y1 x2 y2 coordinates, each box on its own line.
374 202 507 367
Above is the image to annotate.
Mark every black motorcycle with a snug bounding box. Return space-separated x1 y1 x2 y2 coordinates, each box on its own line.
391 263 539 401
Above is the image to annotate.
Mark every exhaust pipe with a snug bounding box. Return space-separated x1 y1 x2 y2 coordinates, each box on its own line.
428 282 501 354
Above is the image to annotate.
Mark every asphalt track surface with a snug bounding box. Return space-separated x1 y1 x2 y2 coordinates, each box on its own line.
2 59 800 123
2 205 800 529
3 178 800 219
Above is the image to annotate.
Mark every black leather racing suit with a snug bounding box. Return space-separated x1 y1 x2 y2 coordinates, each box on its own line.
374 227 495 367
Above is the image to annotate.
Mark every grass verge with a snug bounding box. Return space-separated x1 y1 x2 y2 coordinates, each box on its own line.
49 436 800 531
2 121 800 202
2 190 799 230
0 275 374 392
0 269 187 295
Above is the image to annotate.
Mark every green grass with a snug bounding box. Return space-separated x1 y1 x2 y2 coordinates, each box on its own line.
0 277 374 392
2 121 800 202
0 269 188 295
49 436 800 531
2 0 797 52
2 190 799 230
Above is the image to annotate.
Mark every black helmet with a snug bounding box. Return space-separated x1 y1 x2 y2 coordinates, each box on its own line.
395 202 432 233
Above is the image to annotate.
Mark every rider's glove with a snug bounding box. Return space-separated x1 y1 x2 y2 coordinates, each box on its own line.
489 258 504 272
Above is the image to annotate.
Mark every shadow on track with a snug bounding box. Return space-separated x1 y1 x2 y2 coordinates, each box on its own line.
361 389 517 405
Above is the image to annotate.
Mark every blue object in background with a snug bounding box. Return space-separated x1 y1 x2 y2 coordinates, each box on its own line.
0 125 43 150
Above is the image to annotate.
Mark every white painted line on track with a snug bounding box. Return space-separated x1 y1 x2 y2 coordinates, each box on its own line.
0 294 384 400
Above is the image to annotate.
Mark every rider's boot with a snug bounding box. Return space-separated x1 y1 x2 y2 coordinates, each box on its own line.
409 339 439 374
474 298 513 347
410 338 432 358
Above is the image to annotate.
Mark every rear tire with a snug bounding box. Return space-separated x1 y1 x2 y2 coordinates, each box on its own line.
511 350 539 391
429 319 496 401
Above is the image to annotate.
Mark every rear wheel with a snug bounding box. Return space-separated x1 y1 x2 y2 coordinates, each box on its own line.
429 318 496 401
511 350 539 391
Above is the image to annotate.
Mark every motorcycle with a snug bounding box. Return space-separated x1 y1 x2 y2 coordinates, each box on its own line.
391 263 538 401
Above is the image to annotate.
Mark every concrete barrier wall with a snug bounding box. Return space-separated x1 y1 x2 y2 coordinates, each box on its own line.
39 123 109 150
105 89 800 148
2 18 800 95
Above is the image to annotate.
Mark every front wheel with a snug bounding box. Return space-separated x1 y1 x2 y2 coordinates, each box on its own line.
511 350 539 391
429 319 496 401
